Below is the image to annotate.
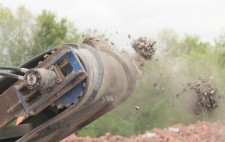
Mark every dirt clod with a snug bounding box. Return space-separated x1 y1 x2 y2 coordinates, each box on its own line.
131 37 156 60
82 36 98 47
153 82 158 87
82 36 111 49
134 106 140 110
128 34 131 39
181 77 222 115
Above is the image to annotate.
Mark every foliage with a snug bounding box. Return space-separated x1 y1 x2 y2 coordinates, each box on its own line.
0 5 32 65
215 34 225 67
0 5 80 66
29 10 80 57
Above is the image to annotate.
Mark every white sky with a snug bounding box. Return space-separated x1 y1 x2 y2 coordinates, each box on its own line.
0 0 224 46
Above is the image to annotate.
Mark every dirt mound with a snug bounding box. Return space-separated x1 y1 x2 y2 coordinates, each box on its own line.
61 121 225 142
82 36 111 49
82 36 98 47
131 37 156 60
178 77 222 115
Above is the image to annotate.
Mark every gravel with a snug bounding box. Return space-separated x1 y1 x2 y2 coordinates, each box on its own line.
61 121 225 142
131 37 156 60
179 77 222 115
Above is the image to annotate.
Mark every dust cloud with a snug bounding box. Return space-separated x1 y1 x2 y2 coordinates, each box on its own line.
82 34 224 118
178 77 222 115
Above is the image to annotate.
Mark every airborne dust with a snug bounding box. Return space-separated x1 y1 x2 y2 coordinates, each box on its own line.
82 34 223 117
131 36 223 117
178 77 222 115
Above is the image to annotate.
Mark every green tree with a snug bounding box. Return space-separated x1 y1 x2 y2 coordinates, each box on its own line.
159 30 211 57
215 34 225 67
9 6 33 66
0 6 80 66
0 5 33 66
29 10 80 57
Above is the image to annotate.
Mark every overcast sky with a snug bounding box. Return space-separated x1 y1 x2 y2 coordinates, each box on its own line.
0 0 224 46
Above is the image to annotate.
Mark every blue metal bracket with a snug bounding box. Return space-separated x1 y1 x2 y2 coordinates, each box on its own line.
15 47 87 115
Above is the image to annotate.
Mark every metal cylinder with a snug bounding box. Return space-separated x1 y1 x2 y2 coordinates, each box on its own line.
25 68 57 90
72 45 139 108
49 45 141 141
10 44 141 142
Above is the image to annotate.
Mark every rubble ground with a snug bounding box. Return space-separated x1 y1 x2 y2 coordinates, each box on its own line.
61 121 225 142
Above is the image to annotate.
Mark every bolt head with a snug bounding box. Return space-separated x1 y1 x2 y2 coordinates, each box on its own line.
49 66 54 70
27 73 37 86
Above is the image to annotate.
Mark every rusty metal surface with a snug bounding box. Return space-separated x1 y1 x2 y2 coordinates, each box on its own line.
0 47 60 127
15 45 138 142
18 97 107 142
24 68 57 90
0 124 33 140
0 45 87 127
0 46 60 95
0 88 19 127
0 44 139 141
21 46 87 115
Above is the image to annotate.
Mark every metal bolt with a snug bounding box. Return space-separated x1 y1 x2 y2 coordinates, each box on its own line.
134 106 140 110
56 79 60 84
65 104 70 108
44 54 49 58
46 88 50 92
57 105 63 109
49 66 54 71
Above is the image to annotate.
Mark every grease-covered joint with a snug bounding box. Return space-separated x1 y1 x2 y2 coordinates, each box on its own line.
24 68 57 90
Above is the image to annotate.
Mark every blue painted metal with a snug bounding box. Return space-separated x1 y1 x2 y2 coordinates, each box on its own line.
15 91 28 114
67 49 82 72
41 48 85 73
53 49 85 107
15 47 87 114
53 81 84 107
